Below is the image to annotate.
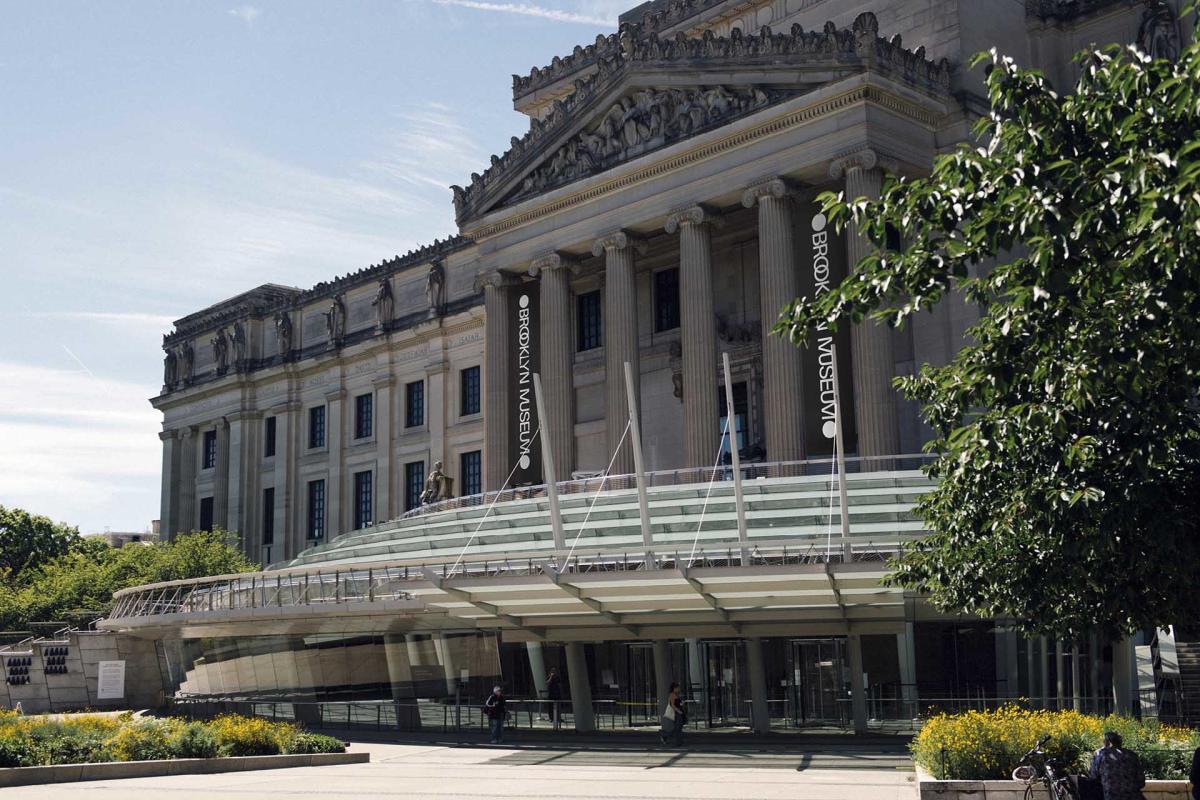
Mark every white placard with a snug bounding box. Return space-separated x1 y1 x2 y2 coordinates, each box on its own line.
96 660 126 700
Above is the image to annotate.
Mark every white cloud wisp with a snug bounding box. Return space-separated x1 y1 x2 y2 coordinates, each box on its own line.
430 0 615 26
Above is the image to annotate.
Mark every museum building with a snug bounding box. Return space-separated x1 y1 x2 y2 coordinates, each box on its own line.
104 0 1198 734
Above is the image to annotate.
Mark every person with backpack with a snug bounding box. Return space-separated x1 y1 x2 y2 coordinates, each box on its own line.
484 685 508 744
659 682 686 747
1089 731 1146 800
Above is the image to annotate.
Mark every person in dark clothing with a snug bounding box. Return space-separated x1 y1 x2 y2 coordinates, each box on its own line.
1189 745 1199 800
659 682 686 747
1089 731 1146 800
485 685 507 744
545 667 562 726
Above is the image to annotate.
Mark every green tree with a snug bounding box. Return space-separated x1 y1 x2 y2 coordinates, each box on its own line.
775 39 1200 641
0 506 79 576
0 529 253 630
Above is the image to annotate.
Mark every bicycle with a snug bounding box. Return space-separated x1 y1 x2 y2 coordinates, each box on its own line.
1011 735 1080 800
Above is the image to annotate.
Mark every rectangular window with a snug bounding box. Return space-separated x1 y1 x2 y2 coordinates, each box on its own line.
405 380 425 428
654 268 680 332
202 430 217 469
577 290 602 352
353 470 373 530
460 366 480 417
307 479 326 540
308 406 326 449
264 416 277 458
404 461 425 512
354 393 373 440
198 497 214 532
718 382 750 460
262 487 275 545
460 450 482 497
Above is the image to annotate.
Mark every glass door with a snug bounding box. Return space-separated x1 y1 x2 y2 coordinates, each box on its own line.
624 643 658 727
704 641 748 727
791 639 847 726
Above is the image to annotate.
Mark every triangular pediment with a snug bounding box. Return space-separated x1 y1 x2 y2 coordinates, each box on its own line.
452 13 952 224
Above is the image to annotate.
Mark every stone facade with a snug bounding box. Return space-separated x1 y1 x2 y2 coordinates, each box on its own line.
154 0 1191 564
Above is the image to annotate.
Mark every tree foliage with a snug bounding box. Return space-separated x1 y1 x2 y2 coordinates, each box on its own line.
775 39 1200 640
0 506 79 576
0 525 253 631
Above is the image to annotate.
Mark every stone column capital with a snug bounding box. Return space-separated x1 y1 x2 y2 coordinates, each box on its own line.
741 178 798 208
829 148 879 180
159 429 177 442
590 229 647 258
372 376 395 390
527 251 579 277
473 269 517 293
323 388 346 403
664 204 721 234
178 426 195 440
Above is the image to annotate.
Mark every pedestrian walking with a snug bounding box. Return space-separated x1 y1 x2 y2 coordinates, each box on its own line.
545 667 562 727
484 685 508 744
1088 731 1146 800
659 681 686 747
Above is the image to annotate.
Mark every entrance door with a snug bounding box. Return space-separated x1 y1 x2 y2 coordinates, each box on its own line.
704 641 747 727
791 639 847 725
624 643 657 727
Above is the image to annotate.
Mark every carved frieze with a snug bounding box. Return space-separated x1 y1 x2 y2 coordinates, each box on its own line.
454 14 953 224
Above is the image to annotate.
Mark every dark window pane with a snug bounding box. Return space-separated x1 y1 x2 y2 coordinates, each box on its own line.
405 461 425 511
577 290 602 352
355 393 373 439
202 430 217 469
262 487 275 545
198 497 214 532
654 269 680 332
264 416 277 458
460 367 480 417
353 471 373 529
460 450 482 497
309 406 326 449
307 479 325 540
405 380 425 428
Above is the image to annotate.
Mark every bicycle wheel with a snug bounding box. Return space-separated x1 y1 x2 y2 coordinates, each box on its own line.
1052 778 1079 800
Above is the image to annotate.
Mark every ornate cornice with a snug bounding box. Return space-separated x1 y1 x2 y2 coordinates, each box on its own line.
458 13 953 226
741 177 796 208
1026 0 1130 21
664 204 720 233
465 84 939 241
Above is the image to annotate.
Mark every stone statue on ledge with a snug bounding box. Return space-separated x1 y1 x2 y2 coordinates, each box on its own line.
274 312 293 359
373 278 394 331
426 260 446 317
420 461 454 505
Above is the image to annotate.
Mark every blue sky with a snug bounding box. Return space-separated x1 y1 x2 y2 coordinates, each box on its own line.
0 0 625 533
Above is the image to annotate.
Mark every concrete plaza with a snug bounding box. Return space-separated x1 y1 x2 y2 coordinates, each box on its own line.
0 741 918 799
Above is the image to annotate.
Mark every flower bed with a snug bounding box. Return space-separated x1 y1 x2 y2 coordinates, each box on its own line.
0 711 344 768
911 706 1200 781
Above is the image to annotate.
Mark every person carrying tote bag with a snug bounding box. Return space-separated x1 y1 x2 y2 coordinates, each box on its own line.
659 682 685 747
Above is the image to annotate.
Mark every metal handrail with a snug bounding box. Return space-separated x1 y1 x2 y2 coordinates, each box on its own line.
396 454 934 522
103 539 912 622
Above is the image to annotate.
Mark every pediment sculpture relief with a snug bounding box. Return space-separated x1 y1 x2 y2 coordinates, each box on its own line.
512 85 774 202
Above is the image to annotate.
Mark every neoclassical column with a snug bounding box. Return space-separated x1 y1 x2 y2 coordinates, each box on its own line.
742 179 804 463
213 417 231 530
831 150 900 459
325 388 345 538
374 377 394 523
592 231 642 476
159 430 179 540
479 271 514 490
666 206 719 468
177 427 197 535
531 253 576 479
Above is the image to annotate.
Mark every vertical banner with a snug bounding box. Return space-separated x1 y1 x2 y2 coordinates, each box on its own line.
508 281 542 485
798 200 857 456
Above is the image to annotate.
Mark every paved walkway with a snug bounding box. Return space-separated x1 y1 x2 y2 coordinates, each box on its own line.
0 742 918 799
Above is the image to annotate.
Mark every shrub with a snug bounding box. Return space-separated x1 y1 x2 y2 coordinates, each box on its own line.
168 721 219 759
283 732 345 755
109 720 180 762
912 706 1200 780
209 714 287 757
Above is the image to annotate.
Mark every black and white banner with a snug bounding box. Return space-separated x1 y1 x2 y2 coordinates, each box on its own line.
507 281 542 486
798 200 857 457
